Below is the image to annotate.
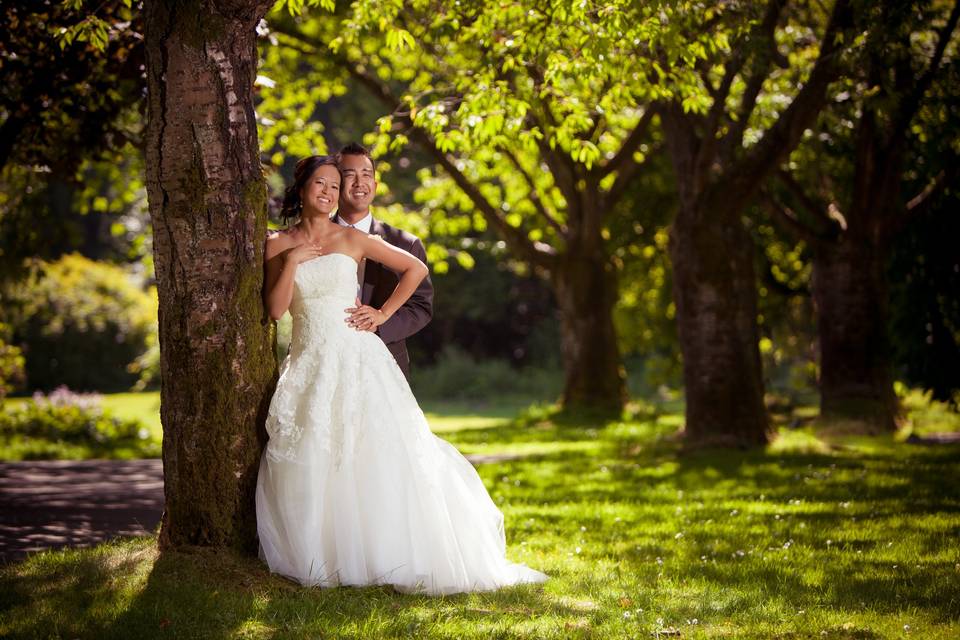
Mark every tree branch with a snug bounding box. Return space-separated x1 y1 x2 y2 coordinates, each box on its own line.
758 187 829 247
596 106 656 180
889 0 960 145
524 64 583 209
604 141 663 212
501 145 568 237
891 164 959 234
271 25 556 269
774 168 838 230
721 0 789 160
710 0 853 212
710 0 786 138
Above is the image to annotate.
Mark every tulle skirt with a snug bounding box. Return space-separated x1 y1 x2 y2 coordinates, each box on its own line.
255 322 547 594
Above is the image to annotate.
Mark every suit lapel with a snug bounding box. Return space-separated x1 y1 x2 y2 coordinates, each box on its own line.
361 216 382 305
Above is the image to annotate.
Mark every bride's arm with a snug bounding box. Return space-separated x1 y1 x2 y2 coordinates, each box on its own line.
264 234 323 320
347 233 429 330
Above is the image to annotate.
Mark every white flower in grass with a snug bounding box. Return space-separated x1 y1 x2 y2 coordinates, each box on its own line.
674 532 683 540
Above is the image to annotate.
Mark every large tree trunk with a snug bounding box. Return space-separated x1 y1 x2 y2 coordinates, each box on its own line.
812 232 899 432
809 103 903 433
144 0 276 553
551 252 626 416
669 203 770 447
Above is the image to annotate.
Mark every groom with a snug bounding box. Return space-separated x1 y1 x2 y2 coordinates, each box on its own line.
335 142 433 380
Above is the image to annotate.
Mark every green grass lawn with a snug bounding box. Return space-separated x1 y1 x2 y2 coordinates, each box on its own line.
0 393 534 460
1 395 959 639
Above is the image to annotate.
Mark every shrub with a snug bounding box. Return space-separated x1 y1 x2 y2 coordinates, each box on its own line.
411 346 562 401
0 322 25 400
0 386 159 460
1 254 158 392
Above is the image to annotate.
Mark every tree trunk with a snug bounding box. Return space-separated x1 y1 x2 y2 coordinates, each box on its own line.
669 204 769 447
144 0 276 553
551 252 626 416
812 233 898 431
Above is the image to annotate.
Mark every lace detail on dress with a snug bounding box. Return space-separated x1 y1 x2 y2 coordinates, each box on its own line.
265 254 381 465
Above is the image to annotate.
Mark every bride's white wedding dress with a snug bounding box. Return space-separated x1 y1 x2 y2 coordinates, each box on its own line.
256 253 547 594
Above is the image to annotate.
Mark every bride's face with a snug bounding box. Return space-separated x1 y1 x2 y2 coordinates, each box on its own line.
300 164 340 216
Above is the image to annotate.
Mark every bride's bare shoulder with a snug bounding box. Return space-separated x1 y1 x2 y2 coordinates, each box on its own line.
266 227 298 260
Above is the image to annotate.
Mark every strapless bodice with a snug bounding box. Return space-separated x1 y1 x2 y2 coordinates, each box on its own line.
292 253 359 305
288 253 362 350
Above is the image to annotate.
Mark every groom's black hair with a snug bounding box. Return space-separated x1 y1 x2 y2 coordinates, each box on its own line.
335 142 376 173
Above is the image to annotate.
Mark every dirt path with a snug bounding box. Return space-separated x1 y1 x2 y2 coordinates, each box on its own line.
0 453 523 565
0 459 164 564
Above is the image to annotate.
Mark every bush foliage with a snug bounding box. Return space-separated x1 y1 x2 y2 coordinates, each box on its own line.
1 254 157 392
411 346 561 401
0 386 158 460
0 322 25 400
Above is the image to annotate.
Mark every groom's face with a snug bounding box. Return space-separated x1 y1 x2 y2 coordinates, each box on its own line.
339 154 376 213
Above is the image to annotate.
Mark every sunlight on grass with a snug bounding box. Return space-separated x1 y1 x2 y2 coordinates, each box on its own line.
900 388 960 435
767 428 833 455
2 399 959 638
100 392 162 438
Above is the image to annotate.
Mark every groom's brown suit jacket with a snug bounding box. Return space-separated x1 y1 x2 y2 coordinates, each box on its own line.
337 215 433 379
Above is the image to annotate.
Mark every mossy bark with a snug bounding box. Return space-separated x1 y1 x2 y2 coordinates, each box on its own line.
143 0 276 553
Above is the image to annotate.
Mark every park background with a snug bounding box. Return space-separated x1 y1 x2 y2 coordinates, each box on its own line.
1 0 959 638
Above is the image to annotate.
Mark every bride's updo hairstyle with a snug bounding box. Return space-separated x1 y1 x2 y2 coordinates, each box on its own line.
280 154 338 222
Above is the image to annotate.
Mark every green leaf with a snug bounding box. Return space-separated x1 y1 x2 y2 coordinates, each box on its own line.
386 28 415 51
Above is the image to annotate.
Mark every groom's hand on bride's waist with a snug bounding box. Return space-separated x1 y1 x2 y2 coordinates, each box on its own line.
345 297 388 332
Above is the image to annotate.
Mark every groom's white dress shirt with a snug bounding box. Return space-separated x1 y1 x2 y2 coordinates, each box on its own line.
336 211 373 292
336 211 373 234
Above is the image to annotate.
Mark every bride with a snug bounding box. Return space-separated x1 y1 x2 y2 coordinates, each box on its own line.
255 154 547 594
